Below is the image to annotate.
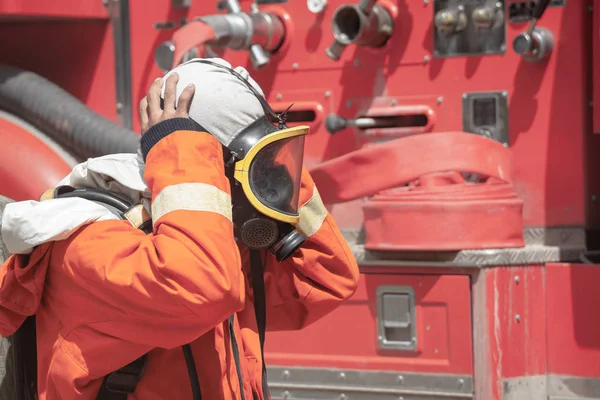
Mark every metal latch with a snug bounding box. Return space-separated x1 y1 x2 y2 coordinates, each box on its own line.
376 286 416 351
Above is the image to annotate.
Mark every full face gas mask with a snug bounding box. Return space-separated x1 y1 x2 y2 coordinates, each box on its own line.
163 59 310 262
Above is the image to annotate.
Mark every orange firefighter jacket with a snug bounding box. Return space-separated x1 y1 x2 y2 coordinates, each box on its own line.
0 126 359 399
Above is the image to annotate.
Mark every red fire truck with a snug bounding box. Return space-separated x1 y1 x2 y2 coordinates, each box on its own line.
0 0 598 399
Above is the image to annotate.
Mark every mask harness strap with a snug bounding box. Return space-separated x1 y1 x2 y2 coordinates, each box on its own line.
250 249 270 399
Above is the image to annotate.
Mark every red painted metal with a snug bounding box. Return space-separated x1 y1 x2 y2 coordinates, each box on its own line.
0 2 599 400
126 0 595 229
546 263 600 377
265 272 474 375
0 20 118 122
0 0 108 20
0 117 71 201
594 0 600 134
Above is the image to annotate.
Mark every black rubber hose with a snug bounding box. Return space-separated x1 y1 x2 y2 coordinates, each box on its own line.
0 64 140 159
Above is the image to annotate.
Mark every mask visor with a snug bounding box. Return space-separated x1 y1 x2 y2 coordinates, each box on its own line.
249 135 305 217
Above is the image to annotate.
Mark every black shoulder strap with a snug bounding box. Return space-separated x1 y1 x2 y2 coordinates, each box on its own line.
249 249 270 399
9 187 152 400
12 314 38 400
96 355 148 400
47 186 151 400
34 186 271 400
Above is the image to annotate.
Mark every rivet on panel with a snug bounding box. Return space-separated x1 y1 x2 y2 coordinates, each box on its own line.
276 93 283 100
458 378 465 387
391 99 397 106
424 0 429 4
514 276 520 284
502 91 508 97
496 1 502 8
397 375 404 383
423 55 430 63
283 390 291 399
426 325 431 331
325 91 331 98
339 372 346 380
339 394 347 400
292 63 299 70
434 348 439 354
282 370 290 379
515 314 521 323
436 97 443 104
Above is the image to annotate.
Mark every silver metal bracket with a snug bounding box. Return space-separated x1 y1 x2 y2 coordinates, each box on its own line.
462 91 509 146
433 0 506 58
376 285 417 351
106 0 133 129
172 0 191 8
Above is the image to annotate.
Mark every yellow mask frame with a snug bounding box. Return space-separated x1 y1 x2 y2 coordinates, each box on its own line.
233 125 310 224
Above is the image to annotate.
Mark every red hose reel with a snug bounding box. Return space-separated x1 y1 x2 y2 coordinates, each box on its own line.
309 131 524 251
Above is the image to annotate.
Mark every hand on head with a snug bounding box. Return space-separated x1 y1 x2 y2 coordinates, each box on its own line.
139 73 195 135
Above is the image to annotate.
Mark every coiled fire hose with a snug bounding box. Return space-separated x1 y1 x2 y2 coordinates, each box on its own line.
309 131 524 250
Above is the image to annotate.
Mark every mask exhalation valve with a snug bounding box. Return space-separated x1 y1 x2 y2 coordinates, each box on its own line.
240 218 279 249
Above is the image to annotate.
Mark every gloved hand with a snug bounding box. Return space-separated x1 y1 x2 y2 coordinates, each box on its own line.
160 57 266 147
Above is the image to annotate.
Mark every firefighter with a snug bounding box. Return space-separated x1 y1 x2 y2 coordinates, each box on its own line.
0 58 359 399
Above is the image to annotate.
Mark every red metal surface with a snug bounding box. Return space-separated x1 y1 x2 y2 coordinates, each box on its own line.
265 272 474 375
0 117 72 201
546 263 600 377
126 1 596 228
0 2 598 399
0 3 591 227
467 266 548 400
0 20 117 122
487 266 547 379
0 0 108 20
594 0 600 134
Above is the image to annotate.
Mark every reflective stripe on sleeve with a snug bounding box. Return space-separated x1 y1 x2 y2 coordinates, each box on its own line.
296 187 328 238
152 182 233 224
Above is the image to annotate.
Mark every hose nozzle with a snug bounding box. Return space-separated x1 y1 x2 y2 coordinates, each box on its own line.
325 1 393 61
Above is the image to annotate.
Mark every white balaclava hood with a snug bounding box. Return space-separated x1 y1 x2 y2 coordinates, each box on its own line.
161 57 266 146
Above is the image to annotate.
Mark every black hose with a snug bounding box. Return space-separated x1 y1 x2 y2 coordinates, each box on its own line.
0 64 140 159
182 344 202 400
57 187 134 211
